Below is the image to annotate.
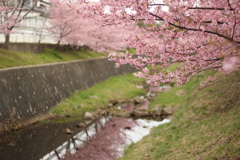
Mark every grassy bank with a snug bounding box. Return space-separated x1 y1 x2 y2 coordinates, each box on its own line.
119 70 240 160
51 73 146 118
1 48 239 159
0 48 106 69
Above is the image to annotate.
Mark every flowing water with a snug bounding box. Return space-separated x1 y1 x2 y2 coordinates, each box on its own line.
0 116 170 160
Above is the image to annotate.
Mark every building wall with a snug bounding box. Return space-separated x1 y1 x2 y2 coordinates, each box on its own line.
0 58 137 125
0 0 56 44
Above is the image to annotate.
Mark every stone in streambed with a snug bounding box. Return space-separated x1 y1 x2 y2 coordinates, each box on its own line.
132 110 150 117
133 97 145 104
115 111 131 117
152 106 163 116
84 112 94 120
65 128 73 134
162 106 174 115
76 122 86 128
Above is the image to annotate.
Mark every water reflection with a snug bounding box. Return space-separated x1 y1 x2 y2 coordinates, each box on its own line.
41 116 170 160
0 116 170 160
0 119 89 160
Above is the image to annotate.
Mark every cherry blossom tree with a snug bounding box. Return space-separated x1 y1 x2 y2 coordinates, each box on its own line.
47 0 78 50
65 21 138 52
47 0 138 52
0 0 40 50
80 0 240 86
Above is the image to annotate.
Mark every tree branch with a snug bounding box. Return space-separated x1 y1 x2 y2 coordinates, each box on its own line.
188 7 233 11
148 12 240 44
148 4 234 11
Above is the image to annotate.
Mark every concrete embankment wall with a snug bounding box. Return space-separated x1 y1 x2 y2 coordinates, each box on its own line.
0 58 136 124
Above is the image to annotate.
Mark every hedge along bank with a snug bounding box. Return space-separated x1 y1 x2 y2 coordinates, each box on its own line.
0 57 136 126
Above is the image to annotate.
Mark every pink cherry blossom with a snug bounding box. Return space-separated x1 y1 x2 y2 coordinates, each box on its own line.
222 56 240 72
50 0 240 86
47 0 138 52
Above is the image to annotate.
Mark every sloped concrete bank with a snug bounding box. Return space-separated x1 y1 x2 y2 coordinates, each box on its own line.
0 57 136 125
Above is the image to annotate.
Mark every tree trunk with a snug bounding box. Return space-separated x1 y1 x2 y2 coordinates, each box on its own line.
4 34 10 50
82 45 89 51
33 40 41 54
54 40 60 51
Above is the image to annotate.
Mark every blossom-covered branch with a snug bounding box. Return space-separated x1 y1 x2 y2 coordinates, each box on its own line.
80 0 240 86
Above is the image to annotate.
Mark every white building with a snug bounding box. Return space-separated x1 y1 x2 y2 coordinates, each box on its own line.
0 0 56 44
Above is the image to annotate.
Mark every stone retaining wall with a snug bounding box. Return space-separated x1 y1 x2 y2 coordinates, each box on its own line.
0 58 136 124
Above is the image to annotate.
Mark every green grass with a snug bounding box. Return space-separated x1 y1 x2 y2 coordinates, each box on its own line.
51 116 84 124
51 73 146 117
150 71 211 108
0 48 107 69
119 70 240 160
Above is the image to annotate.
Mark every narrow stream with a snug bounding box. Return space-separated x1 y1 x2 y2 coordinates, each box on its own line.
0 116 170 160
0 85 172 160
